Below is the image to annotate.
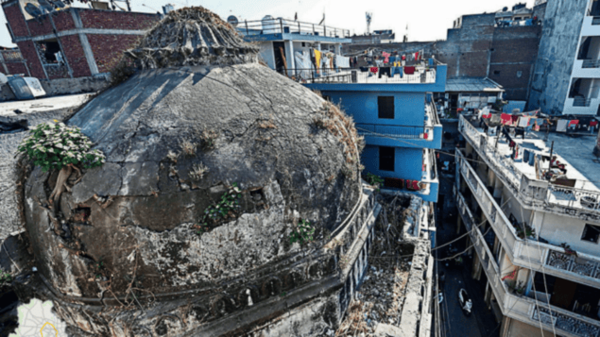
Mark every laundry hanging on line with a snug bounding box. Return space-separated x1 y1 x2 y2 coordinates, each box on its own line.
556 119 568 132
382 51 391 64
313 49 322 74
335 55 350 68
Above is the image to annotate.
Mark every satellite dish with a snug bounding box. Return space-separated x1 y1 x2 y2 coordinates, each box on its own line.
0 73 8 85
51 0 66 9
24 3 43 19
38 0 55 13
227 15 239 27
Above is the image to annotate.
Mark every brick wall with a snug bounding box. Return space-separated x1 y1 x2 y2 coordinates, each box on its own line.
79 10 159 30
5 62 28 75
3 3 29 38
87 34 142 73
53 11 76 31
60 35 91 77
27 17 53 36
16 41 44 78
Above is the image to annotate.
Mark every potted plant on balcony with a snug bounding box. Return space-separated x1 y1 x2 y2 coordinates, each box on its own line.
507 281 526 296
516 223 536 240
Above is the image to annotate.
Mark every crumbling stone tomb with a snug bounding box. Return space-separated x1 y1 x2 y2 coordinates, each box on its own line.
12 7 390 336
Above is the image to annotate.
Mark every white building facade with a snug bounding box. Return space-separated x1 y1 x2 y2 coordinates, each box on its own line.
455 115 600 337
565 0 600 116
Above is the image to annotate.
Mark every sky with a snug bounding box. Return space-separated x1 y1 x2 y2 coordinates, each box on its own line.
0 0 536 47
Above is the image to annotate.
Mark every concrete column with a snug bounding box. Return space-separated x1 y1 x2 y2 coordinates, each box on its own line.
471 248 482 280
484 281 492 309
0 53 8 74
283 40 295 77
594 129 600 157
71 9 99 75
493 176 503 199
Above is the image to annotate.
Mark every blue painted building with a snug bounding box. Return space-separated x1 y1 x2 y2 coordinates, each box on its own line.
240 17 446 202
305 68 446 202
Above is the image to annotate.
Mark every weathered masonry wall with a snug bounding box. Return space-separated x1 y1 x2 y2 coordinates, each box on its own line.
1 0 159 79
528 0 589 115
343 7 544 103
0 49 29 75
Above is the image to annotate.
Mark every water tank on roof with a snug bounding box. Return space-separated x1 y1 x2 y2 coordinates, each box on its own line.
227 15 239 27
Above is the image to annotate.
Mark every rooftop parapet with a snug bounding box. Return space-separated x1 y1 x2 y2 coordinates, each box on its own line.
459 115 600 220
238 17 351 40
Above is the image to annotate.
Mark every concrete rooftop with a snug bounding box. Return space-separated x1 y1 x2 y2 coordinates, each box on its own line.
473 125 600 191
0 94 91 117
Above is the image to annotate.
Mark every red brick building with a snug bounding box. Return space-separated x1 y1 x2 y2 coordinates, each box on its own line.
0 48 29 75
1 0 159 79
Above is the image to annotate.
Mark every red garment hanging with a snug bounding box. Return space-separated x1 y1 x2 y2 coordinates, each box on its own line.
404 66 415 75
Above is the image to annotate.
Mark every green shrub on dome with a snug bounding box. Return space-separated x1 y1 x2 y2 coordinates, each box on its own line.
18 121 105 172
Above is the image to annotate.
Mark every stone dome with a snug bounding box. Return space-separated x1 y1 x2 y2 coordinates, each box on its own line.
22 60 362 300
20 10 363 336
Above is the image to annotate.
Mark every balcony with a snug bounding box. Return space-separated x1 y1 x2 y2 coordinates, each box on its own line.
277 66 438 85
238 18 351 40
357 124 432 140
456 148 600 289
574 97 592 107
459 115 600 219
582 59 600 68
456 188 600 337
582 17 600 36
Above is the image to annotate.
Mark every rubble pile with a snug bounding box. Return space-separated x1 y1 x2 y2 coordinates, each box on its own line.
336 195 415 336
126 7 259 68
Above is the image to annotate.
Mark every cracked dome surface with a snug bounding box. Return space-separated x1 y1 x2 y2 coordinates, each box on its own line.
22 63 362 298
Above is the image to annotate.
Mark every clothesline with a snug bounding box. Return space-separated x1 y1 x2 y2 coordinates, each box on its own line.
343 42 437 57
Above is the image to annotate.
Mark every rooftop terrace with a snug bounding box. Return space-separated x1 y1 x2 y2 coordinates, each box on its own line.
280 64 442 87
238 17 351 41
460 115 600 216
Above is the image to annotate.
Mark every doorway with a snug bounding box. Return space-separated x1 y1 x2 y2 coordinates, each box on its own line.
273 42 286 75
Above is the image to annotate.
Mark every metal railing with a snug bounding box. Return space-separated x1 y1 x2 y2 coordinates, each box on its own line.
457 168 600 337
582 59 600 68
356 123 428 141
276 66 437 85
574 97 592 107
457 148 600 287
238 18 351 38
459 115 600 216
428 102 441 126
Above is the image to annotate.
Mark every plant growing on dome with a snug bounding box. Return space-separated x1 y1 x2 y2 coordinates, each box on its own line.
289 219 315 245
17 121 105 208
